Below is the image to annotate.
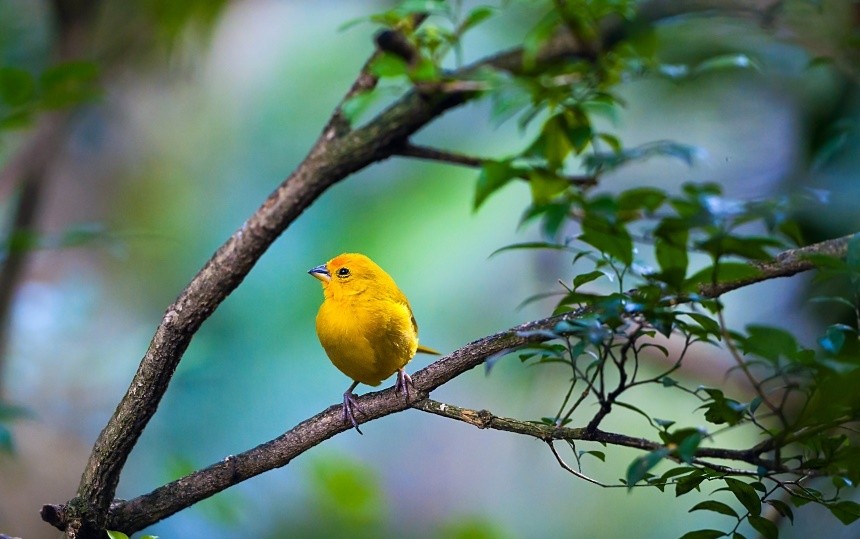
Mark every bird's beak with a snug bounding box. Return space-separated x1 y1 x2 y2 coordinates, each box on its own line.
308 264 331 283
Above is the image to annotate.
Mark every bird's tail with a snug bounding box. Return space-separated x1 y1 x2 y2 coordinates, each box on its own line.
416 343 441 355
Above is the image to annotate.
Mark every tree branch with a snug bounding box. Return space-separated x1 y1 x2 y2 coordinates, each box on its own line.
395 143 598 187
39 225 852 533
0 113 69 400
61 8 630 532
412 399 781 471
40 0 806 535
96 310 586 532
696 233 855 297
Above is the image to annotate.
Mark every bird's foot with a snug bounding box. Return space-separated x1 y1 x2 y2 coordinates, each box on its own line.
394 368 414 401
343 390 364 435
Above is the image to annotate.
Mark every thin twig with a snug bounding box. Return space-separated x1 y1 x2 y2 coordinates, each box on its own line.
717 308 786 425
395 143 598 187
396 143 484 167
548 441 619 487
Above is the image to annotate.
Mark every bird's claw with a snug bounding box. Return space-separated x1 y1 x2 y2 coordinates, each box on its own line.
395 369 414 401
343 390 364 435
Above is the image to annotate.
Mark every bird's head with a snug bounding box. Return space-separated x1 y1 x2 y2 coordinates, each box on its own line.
308 253 394 298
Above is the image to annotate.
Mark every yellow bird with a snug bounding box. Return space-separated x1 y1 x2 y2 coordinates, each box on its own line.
309 253 439 433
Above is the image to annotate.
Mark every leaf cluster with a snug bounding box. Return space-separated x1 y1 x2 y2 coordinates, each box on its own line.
0 61 100 131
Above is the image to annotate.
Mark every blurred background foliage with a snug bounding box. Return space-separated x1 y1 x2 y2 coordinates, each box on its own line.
0 0 858 537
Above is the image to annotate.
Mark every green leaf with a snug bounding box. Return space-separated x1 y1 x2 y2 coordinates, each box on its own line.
528 168 570 204
459 6 495 34
531 114 574 169
474 160 520 210
106 532 130 539
626 447 670 488
340 89 379 124
0 66 36 107
573 270 605 289
522 201 570 238
661 466 694 482
618 187 666 213
581 96 620 125
654 226 689 289
580 213 633 265
567 121 592 154
765 500 793 524
369 52 410 78
819 324 851 355
685 262 762 289
0 109 32 129
675 430 704 463
522 202 572 238
828 500 860 525
390 0 450 17
697 235 781 261
747 515 778 539
741 325 800 362
654 418 675 429
579 450 605 462
682 312 721 336
5 229 40 255
597 132 622 152
832 475 853 489
659 426 703 445
679 530 726 539
724 478 761 516
614 400 658 427
689 500 739 518
522 10 560 69
699 389 744 426
692 54 760 77
676 472 706 496
811 118 854 169
409 56 439 82
489 241 572 257
39 61 100 109
809 295 857 310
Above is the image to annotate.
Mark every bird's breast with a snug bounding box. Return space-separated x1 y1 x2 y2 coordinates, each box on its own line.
315 296 417 386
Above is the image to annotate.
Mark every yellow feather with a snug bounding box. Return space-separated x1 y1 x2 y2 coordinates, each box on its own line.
309 253 439 432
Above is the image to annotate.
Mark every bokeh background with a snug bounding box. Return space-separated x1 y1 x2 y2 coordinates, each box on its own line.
0 0 858 537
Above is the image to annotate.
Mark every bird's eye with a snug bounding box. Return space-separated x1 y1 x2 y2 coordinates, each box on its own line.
337 267 351 278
